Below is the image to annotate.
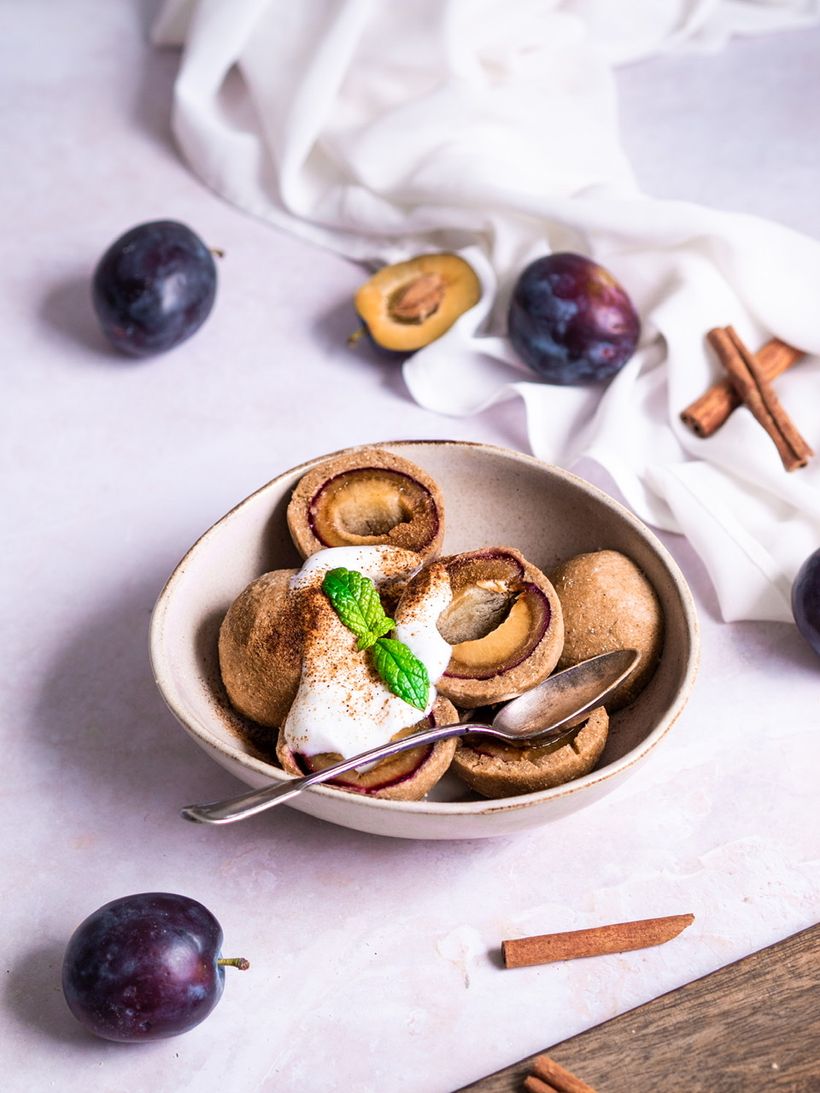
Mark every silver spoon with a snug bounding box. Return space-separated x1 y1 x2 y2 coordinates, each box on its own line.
182 648 639 825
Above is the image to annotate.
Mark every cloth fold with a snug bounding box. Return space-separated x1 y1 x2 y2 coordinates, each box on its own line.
154 0 820 622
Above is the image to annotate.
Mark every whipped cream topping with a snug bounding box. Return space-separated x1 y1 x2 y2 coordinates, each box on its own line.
394 564 452 684
289 544 420 590
283 546 453 763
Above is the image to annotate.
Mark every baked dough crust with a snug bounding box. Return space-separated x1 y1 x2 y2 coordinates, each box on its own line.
551 549 663 710
286 447 445 560
217 569 302 729
401 547 564 707
450 706 609 798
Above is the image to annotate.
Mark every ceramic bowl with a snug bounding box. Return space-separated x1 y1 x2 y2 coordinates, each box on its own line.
150 440 699 840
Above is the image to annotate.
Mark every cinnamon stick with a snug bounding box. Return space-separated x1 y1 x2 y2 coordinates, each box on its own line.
502 913 694 969
524 1076 559 1093
531 1055 599 1093
709 326 813 471
681 336 803 437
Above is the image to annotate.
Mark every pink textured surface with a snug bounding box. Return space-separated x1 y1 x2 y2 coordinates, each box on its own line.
2 4 818 1091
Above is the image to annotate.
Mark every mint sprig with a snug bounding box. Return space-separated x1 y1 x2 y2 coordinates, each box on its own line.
370 637 430 711
322 567 395 650
322 567 431 710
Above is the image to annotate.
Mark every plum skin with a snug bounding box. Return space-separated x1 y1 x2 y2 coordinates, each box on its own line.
62 893 227 1042
92 220 217 357
792 548 820 656
508 252 640 384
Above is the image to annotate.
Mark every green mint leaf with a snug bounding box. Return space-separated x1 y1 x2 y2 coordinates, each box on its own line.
357 613 394 650
322 568 394 650
371 637 430 711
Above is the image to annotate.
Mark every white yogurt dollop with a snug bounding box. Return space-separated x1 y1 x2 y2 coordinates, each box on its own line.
394 565 452 684
289 545 418 591
283 546 452 762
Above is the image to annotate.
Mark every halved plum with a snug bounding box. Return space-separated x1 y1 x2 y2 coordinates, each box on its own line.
287 447 444 560
351 253 481 354
275 696 458 800
398 547 564 707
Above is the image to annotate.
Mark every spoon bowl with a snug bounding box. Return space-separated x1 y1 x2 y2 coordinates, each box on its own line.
492 649 639 738
181 650 640 825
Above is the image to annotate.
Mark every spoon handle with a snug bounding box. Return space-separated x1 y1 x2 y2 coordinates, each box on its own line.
181 720 479 825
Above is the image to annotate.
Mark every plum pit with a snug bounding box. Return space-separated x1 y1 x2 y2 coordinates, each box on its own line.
387 273 445 324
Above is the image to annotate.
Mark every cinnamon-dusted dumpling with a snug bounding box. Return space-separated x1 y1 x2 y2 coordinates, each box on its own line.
551 549 663 710
397 547 564 708
450 706 609 798
217 569 302 729
276 696 459 801
287 447 445 561
219 545 424 731
274 545 454 799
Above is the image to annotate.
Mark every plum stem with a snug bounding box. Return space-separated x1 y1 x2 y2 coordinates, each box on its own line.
218 957 250 971
210 247 225 259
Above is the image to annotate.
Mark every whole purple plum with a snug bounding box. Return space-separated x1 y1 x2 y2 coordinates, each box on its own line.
792 548 820 656
92 221 217 357
508 253 640 384
62 893 249 1041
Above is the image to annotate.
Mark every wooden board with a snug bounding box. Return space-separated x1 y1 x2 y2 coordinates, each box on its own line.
458 924 820 1093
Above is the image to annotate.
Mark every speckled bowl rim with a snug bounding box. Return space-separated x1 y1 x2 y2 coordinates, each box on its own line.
150 439 700 818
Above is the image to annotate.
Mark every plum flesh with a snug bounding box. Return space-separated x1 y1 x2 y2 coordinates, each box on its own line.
792 548 820 656
508 252 640 384
443 582 551 681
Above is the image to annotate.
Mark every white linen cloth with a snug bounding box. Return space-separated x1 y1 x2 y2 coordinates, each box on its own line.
154 0 820 623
